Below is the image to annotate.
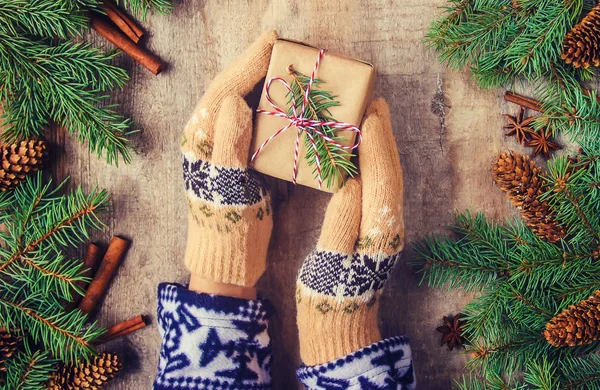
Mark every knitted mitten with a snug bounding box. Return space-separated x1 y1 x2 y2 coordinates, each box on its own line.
296 99 404 365
181 31 277 287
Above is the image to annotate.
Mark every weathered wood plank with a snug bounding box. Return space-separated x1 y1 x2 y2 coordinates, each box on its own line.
52 1 522 388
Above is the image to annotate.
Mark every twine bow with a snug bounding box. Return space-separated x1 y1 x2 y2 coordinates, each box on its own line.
250 49 362 189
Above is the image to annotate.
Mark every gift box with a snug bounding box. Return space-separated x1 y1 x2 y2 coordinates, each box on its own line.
249 39 376 192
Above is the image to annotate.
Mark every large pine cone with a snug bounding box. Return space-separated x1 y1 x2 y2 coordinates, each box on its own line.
0 329 21 374
46 353 122 390
545 290 600 347
562 3 600 68
493 151 565 242
0 139 46 192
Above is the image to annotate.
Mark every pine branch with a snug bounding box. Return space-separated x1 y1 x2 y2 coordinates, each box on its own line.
412 212 511 292
0 174 108 278
456 374 526 390
0 292 104 362
542 156 600 245
524 358 559 390
287 69 358 189
560 354 600 389
0 35 134 164
4 339 57 390
115 0 172 18
0 0 91 38
0 173 109 367
0 0 172 164
426 0 600 154
414 159 600 387
467 335 550 376
425 1 600 387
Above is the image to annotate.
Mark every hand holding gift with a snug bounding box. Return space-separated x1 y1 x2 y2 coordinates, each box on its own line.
168 31 414 389
181 31 277 298
296 99 408 367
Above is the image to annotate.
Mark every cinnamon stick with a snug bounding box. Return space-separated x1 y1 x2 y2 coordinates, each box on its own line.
96 315 147 344
67 243 105 311
102 0 144 43
90 13 163 75
78 236 131 314
108 320 147 339
504 91 543 112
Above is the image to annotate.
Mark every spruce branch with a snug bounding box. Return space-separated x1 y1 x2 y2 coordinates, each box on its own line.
0 0 90 38
4 340 57 390
0 173 109 373
425 1 600 387
114 0 172 18
426 0 600 154
286 68 358 189
414 157 600 387
0 34 134 164
0 0 172 164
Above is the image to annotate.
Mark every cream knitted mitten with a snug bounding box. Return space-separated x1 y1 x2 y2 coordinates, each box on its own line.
296 99 405 365
181 31 277 287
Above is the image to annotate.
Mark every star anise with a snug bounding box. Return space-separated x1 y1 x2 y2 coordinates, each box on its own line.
436 314 464 351
503 106 537 145
526 127 562 158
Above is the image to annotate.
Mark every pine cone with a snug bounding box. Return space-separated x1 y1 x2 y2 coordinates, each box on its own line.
0 139 46 192
492 151 565 242
562 3 600 68
0 329 21 374
545 290 600 347
46 353 122 390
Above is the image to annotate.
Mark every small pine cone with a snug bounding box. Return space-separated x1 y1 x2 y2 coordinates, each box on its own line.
0 329 22 374
0 139 46 192
545 290 600 347
492 151 565 242
562 3 600 68
46 353 122 390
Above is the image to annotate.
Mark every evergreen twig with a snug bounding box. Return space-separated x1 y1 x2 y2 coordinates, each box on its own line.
286 68 358 189
0 0 170 165
423 2 600 386
0 173 110 386
426 0 600 154
414 157 600 387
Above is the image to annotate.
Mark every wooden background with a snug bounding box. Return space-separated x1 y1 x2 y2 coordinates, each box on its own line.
52 0 530 388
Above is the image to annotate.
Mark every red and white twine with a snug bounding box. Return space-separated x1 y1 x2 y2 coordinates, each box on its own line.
250 49 362 189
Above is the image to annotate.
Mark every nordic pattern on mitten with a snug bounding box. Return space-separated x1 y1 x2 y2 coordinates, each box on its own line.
180 31 277 287
296 99 405 366
181 150 272 286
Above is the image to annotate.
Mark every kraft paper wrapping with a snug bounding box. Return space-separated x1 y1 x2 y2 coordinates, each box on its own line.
250 39 376 193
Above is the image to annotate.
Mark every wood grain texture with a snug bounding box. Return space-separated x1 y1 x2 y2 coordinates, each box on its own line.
52 1 528 388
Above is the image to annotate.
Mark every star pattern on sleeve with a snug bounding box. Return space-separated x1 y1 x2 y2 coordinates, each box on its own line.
154 283 273 390
297 336 415 390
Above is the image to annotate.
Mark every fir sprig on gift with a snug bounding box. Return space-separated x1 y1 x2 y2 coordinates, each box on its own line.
413 152 600 388
425 0 600 155
286 68 358 189
0 0 170 165
0 173 110 386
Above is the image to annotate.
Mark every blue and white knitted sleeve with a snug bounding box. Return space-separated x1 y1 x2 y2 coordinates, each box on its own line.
154 283 415 390
154 283 273 390
297 337 415 389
